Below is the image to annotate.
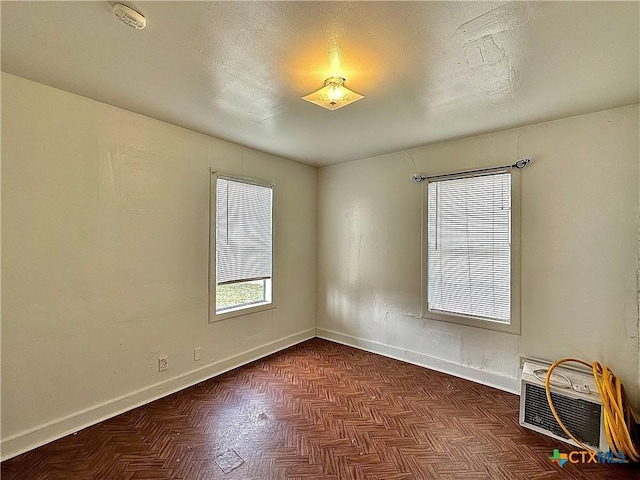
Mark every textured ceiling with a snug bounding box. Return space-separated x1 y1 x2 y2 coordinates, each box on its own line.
2 1 638 166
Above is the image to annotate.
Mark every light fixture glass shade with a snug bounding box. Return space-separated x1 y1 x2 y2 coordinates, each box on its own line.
302 77 364 111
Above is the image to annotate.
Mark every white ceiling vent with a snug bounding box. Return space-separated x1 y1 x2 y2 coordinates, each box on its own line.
113 3 146 30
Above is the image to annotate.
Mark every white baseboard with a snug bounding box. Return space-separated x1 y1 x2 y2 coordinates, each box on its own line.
316 328 519 395
1 328 315 461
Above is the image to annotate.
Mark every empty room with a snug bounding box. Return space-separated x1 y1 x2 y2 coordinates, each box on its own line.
1 1 639 479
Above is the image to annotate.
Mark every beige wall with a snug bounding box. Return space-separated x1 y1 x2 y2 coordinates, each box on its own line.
1 73 317 458
317 105 640 400
3 71 639 460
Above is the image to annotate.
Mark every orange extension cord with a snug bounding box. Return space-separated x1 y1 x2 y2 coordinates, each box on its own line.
545 358 639 462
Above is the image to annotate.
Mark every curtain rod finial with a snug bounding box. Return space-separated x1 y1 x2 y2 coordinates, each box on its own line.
411 174 425 183
514 157 532 169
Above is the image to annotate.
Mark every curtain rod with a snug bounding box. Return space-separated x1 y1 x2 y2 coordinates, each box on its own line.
410 157 532 183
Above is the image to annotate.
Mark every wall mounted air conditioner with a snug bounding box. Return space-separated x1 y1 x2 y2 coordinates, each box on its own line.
519 359 609 452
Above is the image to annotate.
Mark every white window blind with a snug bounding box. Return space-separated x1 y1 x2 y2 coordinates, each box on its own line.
216 178 272 285
427 171 511 323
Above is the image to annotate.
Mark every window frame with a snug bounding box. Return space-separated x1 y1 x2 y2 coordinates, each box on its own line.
420 169 522 335
209 170 276 323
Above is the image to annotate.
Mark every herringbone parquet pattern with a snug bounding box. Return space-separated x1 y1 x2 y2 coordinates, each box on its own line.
2 338 638 479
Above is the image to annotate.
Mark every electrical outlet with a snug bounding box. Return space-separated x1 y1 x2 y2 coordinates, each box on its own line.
194 347 201 362
158 356 168 372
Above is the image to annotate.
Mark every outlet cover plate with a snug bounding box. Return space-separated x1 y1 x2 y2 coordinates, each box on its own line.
158 356 168 372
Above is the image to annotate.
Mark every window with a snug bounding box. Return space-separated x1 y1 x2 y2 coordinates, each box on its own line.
210 174 273 321
424 169 521 334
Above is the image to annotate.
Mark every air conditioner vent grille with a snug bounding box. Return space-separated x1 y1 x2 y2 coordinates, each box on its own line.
523 383 601 449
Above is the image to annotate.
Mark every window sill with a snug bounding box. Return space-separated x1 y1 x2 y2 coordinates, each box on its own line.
209 302 276 323
421 309 520 335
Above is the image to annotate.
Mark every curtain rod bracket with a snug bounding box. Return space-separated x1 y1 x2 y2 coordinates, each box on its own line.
411 157 533 184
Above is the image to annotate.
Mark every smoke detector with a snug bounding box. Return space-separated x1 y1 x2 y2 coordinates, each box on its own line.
113 3 146 30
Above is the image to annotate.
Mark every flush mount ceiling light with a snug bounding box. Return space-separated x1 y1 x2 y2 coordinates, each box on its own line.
301 77 364 111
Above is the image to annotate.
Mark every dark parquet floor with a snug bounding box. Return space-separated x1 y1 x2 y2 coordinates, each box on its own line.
2 338 638 479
